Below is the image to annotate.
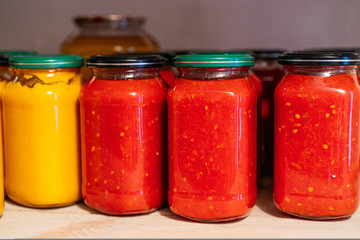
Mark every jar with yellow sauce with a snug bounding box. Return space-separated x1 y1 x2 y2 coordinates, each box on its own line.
3 55 83 208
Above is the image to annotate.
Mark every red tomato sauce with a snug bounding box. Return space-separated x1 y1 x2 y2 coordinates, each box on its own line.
253 65 284 176
80 77 168 215
274 70 360 219
168 77 257 221
160 68 176 86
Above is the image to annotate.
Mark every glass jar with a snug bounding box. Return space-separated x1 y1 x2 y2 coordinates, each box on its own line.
4 55 83 208
251 49 286 176
274 51 360 219
81 55 168 215
169 53 258 222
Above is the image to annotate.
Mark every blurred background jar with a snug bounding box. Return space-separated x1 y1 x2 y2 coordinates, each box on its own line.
250 49 286 177
61 14 159 81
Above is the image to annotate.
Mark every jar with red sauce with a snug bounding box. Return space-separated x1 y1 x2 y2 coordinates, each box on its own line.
274 51 360 219
80 54 168 215
251 49 286 176
168 53 258 222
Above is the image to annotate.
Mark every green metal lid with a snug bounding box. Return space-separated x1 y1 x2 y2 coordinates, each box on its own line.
0 50 37 56
10 54 84 68
173 52 254 67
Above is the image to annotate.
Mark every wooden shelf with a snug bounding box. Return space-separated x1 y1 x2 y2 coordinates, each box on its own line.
0 179 359 238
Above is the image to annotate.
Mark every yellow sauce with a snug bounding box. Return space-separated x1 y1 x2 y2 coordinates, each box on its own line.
3 67 82 208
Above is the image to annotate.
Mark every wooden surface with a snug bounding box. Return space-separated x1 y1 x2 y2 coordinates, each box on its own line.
0 179 359 238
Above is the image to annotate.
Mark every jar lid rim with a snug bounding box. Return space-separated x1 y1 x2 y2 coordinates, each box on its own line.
279 51 360 65
10 54 84 68
173 52 254 67
86 54 165 68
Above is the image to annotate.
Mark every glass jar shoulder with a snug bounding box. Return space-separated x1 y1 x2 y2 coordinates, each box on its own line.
169 77 257 101
81 77 167 104
3 71 81 103
2 83 81 107
276 72 360 97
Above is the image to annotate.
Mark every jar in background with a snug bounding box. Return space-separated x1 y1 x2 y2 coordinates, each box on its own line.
61 14 158 58
169 53 257 222
251 49 286 176
61 15 159 81
81 55 168 215
4 55 83 208
274 51 360 219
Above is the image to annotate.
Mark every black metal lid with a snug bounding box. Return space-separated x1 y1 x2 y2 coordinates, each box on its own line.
278 51 360 65
301 47 360 53
86 54 166 68
0 55 9 66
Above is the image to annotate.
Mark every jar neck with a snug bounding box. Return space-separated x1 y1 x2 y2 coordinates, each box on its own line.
283 65 358 76
177 67 250 80
91 67 160 80
77 23 145 37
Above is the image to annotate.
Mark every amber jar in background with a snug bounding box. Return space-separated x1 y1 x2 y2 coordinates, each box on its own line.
250 49 286 176
4 55 83 208
61 15 159 81
61 14 159 57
